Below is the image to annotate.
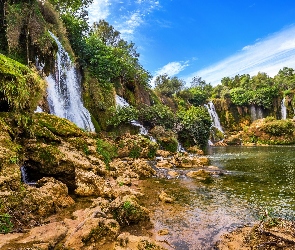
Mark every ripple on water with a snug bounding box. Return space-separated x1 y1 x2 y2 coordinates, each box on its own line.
142 146 295 249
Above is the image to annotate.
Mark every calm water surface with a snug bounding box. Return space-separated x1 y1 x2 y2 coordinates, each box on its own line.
142 146 295 250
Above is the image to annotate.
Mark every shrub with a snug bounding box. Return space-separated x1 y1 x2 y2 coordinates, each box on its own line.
0 213 13 234
138 104 175 130
107 106 139 127
177 106 211 148
261 119 295 136
0 54 46 112
96 139 117 165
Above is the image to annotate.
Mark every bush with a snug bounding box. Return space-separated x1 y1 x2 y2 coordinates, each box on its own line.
0 213 13 234
261 119 295 136
96 139 117 166
138 104 175 130
107 106 139 127
177 106 211 148
0 54 46 112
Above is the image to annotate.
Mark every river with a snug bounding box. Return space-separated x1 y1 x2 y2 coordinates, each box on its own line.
140 146 295 250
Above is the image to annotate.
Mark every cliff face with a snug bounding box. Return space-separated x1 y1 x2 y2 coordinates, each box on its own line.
212 96 287 133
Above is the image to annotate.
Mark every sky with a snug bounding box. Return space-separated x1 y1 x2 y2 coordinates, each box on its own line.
88 0 295 86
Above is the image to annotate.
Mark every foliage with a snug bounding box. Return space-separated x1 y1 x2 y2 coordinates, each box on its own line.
229 87 253 106
150 126 178 153
138 104 176 130
96 138 117 165
0 213 13 234
107 106 139 127
154 74 185 97
177 106 211 148
0 54 46 112
261 119 294 136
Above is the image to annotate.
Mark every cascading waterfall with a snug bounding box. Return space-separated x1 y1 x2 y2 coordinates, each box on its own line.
204 101 224 133
20 166 36 185
250 105 264 121
281 97 287 120
46 32 95 132
115 95 150 135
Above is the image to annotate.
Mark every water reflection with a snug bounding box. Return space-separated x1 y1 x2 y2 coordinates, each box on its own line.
142 146 295 249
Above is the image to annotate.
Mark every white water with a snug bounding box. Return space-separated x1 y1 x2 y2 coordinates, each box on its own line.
46 32 95 132
281 97 287 120
204 101 224 133
20 166 36 185
115 95 151 136
250 105 264 121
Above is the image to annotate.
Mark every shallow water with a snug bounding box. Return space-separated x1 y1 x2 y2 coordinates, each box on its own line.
141 146 295 250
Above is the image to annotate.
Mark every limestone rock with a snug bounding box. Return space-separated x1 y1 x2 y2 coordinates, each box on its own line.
159 191 174 203
186 169 212 180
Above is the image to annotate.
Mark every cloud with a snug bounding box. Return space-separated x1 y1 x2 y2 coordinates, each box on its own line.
150 61 189 87
88 0 111 23
185 25 295 86
88 0 161 40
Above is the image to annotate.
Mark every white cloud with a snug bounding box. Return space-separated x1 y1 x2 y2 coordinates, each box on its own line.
150 61 189 87
185 25 295 86
88 0 160 40
117 12 144 36
88 0 111 23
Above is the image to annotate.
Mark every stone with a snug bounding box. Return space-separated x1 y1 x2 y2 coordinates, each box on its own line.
159 191 174 203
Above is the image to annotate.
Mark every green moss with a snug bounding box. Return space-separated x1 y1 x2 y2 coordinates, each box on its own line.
0 54 46 112
96 139 117 165
36 144 65 166
129 143 142 159
82 71 116 130
33 113 83 137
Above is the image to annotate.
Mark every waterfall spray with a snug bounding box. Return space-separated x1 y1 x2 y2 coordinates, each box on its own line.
204 101 224 133
281 97 287 120
46 32 95 132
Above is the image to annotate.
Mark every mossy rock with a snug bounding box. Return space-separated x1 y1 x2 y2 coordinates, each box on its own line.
0 54 46 112
32 113 84 138
117 134 158 159
150 126 178 153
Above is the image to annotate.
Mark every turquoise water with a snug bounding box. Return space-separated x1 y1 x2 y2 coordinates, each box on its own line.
208 146 295 219
144 146 295 249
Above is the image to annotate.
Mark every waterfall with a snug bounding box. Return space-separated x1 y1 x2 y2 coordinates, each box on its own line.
250 105 264 121
204 101 224 133
281 97 287 120
115 95 150 135
46 32 95 132
20 166 36 185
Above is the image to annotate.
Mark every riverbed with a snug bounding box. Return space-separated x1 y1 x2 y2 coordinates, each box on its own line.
140 146 295 249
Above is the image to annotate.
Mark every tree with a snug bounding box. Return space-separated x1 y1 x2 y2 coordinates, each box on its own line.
154 74 185 97
274 67 295 91
91 20 121 47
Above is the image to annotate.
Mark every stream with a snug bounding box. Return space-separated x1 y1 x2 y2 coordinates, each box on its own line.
140 146 295 250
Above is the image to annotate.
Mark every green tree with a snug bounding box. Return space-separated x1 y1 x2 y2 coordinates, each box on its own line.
154 74 185 97
274 67 295 91
177 106 211 148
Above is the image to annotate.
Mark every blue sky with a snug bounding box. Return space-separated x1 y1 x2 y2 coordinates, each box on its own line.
88 0 295 86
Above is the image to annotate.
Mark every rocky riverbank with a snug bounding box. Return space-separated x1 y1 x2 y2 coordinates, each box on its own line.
0 111 217 249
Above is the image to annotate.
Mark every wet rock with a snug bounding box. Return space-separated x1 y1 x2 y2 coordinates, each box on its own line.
110 195 150 226
115 234 165 250
156 150 173 157
75 168 105 196
17 221 68 247
186 169 212 180
157 159 173 169
116 133 158 159
159 191 174 203
167 170 179 178
187 146 204 155
23 177 75 217
158 229 169 236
